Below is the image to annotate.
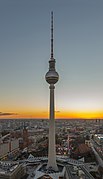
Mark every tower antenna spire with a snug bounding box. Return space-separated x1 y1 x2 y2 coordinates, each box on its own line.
51 11 54 58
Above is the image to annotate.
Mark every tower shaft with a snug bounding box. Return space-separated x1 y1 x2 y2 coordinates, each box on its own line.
47 84 58 171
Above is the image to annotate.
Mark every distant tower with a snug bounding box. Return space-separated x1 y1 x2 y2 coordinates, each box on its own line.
23 122 29 148
45 11 59 171
67 134 70 156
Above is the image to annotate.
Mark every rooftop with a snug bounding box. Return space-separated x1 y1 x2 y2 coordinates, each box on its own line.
34 163 65 179
66 165 95 179
0 161 19 174
38 164 63 174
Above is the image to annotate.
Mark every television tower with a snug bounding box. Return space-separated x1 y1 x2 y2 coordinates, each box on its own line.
45 11 59 171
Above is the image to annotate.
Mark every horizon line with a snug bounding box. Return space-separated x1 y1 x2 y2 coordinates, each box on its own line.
0 118 103 120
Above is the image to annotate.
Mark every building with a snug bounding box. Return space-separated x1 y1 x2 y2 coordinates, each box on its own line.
23 125 29 148
85 135 91 147
65 165 95 179
0 139 19 159
0 161 25 179
94 134 103 145
0 142 9 159
34 164 65 179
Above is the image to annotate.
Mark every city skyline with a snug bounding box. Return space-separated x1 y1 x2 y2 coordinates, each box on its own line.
0 0 103 119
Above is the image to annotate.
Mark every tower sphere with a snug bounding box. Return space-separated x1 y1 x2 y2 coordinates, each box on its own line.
45 70 59 84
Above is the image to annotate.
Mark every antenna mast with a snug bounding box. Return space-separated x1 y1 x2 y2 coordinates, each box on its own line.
51 11 54 58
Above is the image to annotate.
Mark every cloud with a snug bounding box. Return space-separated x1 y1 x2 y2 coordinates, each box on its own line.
55 111 60 113
0 112 18 116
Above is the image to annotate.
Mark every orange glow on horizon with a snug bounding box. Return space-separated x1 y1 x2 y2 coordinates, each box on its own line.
0 109 103 119
55 110 103 119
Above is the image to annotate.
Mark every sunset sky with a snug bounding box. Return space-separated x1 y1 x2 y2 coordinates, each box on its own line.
0 0 103 119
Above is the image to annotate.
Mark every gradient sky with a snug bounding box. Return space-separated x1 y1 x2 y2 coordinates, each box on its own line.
0 0 103 119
